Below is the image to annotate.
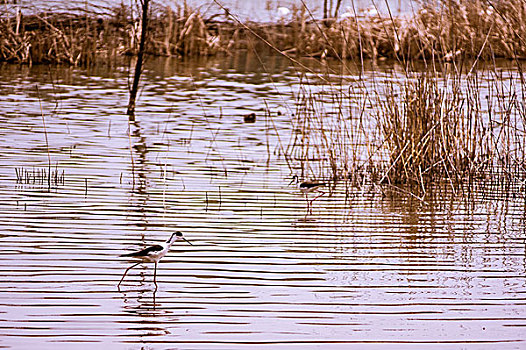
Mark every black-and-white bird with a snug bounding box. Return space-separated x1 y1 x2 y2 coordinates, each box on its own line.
290 175 327 213
291 174 327 194
118 231 192 289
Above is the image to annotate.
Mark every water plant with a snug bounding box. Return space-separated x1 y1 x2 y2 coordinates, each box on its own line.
15 166 65 187
1 0 525 65
287 62 526 198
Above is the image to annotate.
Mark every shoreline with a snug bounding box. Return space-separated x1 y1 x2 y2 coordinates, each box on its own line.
1 1 525 66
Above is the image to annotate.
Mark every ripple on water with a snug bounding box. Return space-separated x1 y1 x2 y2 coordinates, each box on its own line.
0 56 525 349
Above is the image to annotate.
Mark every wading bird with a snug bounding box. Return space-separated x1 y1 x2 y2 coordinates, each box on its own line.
290 175 327 213
118 231 192 289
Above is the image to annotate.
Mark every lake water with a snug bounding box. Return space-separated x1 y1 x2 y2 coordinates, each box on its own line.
0 54 525 349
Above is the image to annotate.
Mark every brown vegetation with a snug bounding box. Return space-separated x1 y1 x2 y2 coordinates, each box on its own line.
0 4 222 65
287 66 526 196
1 0 525 66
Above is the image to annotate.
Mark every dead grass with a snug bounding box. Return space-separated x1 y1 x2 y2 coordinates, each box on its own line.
1 0 525 66
287 65 526 197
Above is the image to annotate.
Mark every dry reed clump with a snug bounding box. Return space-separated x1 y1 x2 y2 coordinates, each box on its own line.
0 4 223 65
404 0 526 60
1 0 525 65
248 9 399 60
147 5 225 57
0 0 526 65
254 0 526 61
0 7 134 65
377 73 493 185
287 68 526 193
382 70 526 187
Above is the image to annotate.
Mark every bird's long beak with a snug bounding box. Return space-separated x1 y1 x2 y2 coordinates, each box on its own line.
183 237 193 245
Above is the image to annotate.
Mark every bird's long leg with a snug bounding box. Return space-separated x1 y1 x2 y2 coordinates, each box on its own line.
308 194 316 215
308 191 325 214
312 190 325 201
118 262 142 288
153 262 158 289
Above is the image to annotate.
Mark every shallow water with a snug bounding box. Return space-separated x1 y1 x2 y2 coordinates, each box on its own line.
0 55 525 349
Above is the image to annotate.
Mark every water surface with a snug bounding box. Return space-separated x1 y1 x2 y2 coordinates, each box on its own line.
0 55 525 349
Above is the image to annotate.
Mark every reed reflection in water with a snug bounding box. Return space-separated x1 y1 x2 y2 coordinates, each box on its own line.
0 54 525 349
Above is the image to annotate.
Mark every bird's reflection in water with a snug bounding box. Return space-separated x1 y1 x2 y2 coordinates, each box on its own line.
119 288 173 339
120 286 162 313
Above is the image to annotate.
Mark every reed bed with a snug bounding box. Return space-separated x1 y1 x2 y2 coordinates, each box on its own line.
257 0 526 61
380 72 487 185
0 4 224 65
1 0 525 65
0 8 132 65
287 66 526 197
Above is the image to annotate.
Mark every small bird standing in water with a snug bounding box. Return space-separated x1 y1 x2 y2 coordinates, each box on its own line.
118 231 192 289
290 175 327 213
